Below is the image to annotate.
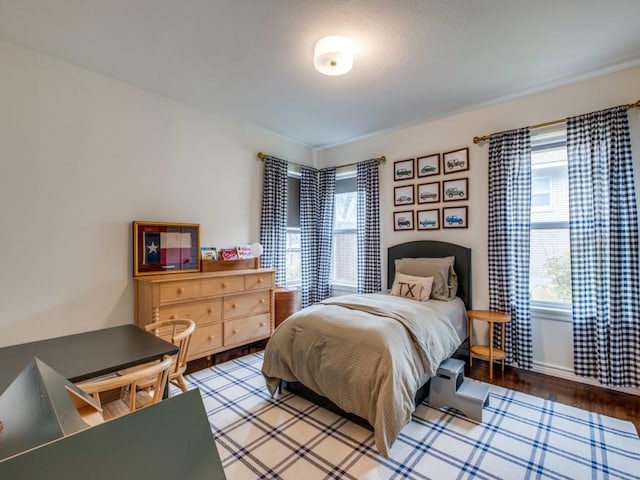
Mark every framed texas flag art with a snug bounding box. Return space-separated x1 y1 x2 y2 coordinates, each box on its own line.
133 221 200 276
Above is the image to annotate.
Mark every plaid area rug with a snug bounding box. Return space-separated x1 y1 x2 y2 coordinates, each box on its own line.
179 352 640 480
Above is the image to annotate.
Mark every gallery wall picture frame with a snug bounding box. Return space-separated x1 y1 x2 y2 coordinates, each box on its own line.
442 206 468 229
417 209 440 230
443 147 469 175
394 184 415 206
393 210 414 231
442 177 469 202
133 221 200 276
417 153 440 177
394 158 415 181
417 182 440 204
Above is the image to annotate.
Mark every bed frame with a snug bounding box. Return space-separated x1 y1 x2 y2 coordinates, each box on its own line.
282 240 472 428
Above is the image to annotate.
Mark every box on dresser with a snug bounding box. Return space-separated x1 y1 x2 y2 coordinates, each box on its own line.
135 268 275 362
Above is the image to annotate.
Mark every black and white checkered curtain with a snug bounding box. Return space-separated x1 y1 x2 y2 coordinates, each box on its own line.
567 106 640 387
300 166 318 308
488 128 532 369
357 159 381 294
317 168 336 302
259 157 287 286
300 166 336 307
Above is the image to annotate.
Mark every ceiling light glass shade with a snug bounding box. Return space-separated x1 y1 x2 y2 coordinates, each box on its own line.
313 35 354 76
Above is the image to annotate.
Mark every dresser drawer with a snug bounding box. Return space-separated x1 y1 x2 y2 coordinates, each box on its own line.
245 272 274 291
159 299 222 325
159 280 200 304
201 275 245 297
188 323 224 358
223 291 270 319
224 314 270 346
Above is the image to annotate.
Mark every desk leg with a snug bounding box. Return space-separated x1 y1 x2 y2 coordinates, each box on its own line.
469 316 473 367
488 320 494 380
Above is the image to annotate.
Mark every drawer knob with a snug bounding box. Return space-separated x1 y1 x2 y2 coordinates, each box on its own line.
260 298 265 304
208 335 215 341
221 282 227 288
257 278 263 283
207 308 213 314
232 329 238 334
231 303 237 309
177 287 184 294
259 322 265 327
170 315 177 320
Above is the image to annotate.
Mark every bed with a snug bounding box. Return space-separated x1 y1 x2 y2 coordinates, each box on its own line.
261 240 471 457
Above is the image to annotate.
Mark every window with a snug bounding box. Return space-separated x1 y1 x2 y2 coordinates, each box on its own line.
285 174 301 286
529 126 572 310
332 174 357 287
285 169 358 289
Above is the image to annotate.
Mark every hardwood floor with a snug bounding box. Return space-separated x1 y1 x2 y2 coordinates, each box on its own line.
467 359 640 435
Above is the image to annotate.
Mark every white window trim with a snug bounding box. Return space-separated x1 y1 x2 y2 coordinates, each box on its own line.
531 302 572 323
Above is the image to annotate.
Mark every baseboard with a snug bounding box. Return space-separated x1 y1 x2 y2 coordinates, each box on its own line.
532 361 640 397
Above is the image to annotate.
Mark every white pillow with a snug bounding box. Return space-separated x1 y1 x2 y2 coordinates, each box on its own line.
390 272 434 301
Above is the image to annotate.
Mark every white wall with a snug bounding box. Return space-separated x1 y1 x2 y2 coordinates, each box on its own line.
0 41 313 347
317 66 640 391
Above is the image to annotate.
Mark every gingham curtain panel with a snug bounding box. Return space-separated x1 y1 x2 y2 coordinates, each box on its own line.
259 156 288 287
488 128 533 369
300 166 336 307
357 159 382 294
316 168 336 302
300 166 318 308
567 105 640 387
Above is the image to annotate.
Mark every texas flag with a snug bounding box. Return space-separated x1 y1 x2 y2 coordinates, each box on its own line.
144 231 193 267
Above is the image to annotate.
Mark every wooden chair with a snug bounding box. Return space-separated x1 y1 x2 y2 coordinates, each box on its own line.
77 355 172 422
119 319 196 395
144 318 195 393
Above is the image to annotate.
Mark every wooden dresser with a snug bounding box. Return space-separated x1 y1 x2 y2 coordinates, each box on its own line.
135 268 275 361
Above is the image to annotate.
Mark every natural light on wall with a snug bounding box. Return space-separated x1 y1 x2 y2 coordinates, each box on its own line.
314 35 354 76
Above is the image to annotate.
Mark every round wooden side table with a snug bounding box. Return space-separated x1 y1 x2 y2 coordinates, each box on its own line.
467 309 511 380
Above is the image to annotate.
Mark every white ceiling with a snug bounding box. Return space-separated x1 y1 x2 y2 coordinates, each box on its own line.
1 0 640 149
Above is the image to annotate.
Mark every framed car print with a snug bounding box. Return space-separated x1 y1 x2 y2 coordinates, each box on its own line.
394 158 415 181
443 147 469 175
394 184 415 206
393 210 414 231
133 221 200 276
442 206 468 229
417 153 440 177
417 182 440 204
417 209 440 230
442 177 469 202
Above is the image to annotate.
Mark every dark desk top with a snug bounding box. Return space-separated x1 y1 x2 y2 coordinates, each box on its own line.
0 325 178 393
0 389 226 479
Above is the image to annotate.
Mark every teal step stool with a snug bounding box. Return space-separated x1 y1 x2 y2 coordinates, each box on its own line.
429 358 490 422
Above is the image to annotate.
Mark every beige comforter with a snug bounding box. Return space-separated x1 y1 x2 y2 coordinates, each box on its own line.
261 293 461 457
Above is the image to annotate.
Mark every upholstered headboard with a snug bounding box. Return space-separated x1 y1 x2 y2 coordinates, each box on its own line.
387 241 472 310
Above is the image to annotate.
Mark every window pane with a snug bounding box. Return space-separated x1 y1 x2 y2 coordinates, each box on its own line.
530 126 571 307
332 231 357 285
333 189 357 286
286 229 301 285
530 228 572 305
334 192 357 229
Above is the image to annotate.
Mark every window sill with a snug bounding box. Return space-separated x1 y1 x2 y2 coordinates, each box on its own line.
531 304 572 323
331 283 357 294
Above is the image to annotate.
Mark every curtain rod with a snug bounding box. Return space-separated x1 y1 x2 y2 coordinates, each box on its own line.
472 98 640 145
257 152 386 170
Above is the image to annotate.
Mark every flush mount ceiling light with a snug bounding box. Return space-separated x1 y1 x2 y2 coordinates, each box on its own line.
313 35 354 76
